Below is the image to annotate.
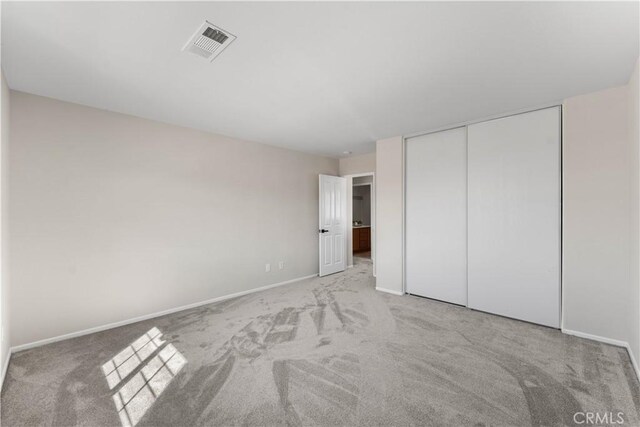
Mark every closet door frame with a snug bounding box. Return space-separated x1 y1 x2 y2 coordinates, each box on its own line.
402 104 562 328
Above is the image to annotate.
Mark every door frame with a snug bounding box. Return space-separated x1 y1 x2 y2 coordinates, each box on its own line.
343 172 376 277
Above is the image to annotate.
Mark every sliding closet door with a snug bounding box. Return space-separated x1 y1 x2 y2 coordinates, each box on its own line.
406 127 467 305
467 107 561 327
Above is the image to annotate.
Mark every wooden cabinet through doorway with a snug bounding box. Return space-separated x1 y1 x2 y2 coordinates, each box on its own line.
353 227 370 252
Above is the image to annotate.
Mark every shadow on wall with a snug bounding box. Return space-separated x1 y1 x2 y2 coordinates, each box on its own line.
101 327 187 426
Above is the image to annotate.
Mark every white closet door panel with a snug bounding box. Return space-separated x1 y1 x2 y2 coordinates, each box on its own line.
406 127 467 305
467 107 561 327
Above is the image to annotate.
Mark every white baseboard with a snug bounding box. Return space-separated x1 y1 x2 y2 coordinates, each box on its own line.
11 273 318 353
0 350 11 391
561 328 628 347
375 287 404 296
624 345 639 382
562 328 640 382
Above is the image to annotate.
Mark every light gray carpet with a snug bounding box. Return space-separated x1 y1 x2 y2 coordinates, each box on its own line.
2 258 639 426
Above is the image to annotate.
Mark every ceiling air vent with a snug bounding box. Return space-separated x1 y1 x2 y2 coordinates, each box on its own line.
182 21 236 62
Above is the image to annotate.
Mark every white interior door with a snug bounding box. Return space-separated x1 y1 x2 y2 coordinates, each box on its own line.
319 174 347 276
467 106 561 328
406 127 468 305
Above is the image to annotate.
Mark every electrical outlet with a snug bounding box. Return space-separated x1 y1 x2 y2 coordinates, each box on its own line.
265 263 271 273
278 261 284 270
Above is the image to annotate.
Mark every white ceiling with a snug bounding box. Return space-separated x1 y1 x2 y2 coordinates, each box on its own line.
2 2 638 158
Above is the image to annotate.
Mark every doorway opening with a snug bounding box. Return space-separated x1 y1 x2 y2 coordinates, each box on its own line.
352 179 372 260
345 173 375 275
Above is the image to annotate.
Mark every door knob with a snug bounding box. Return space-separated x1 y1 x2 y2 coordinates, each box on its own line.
319 229 329 233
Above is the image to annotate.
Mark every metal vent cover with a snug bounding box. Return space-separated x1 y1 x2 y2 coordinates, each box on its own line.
183 21 236 61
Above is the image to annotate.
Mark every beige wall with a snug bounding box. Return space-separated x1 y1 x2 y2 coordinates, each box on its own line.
352 185 371 226
1 71 10 378
9 91 338 347
375 136 403 294
563 85 635 353
339 152 375 176
629 58 639 364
